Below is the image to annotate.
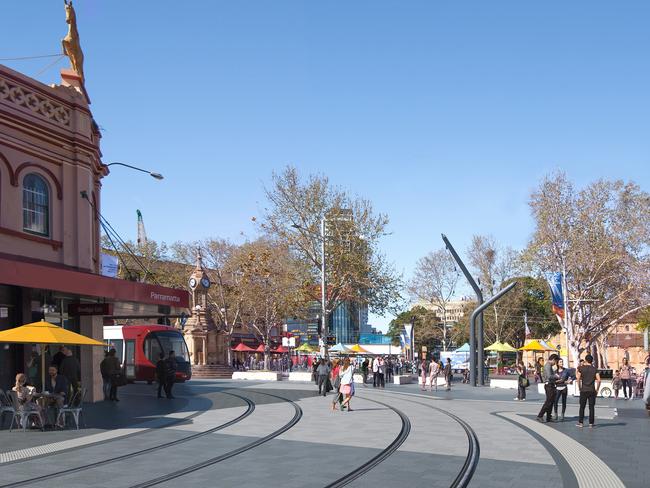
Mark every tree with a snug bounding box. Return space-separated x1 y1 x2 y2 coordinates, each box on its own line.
387 306 440 354
636 307 650 332
524 173 650 366
102 236 189 289
236 238 310 369
467 235 522 344
408 249 461 351
262 166 403 338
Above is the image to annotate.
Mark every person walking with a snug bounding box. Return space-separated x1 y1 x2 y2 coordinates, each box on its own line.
155 352 167 398
576 354 601 428
536 354 559 423
102 349 121 402
372 357 379 387
361 358 369 386
316 359 330 396
553 358 572 421
428 358 440 391
420 358 428 391
330 359 343 411
620 358 633 400
515 361 528 401
444 358 452 391
99 350 111 401
377 357 386 388
164 351 177 399
59 347 81 399
612 370 622 399
339 358 355 411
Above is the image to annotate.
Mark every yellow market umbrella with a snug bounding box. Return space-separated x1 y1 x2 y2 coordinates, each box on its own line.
348 344 370 354
499 342 518 353
518 339 555 352
295 343 318 353
0 320 107 390
485 341 505 351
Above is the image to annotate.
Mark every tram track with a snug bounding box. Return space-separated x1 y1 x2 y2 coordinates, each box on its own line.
0 391 256 488
128 390 303 488
368 390 480 488
324 397 411 488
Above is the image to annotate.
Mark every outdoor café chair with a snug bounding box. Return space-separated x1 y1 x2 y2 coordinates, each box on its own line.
7 391 44 432
0 390 17 429
56 387 86 430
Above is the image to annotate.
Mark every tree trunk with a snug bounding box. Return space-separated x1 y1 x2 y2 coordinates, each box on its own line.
264 340 270 370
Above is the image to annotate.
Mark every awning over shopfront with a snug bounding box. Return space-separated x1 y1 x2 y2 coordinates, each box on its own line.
0 254 189 308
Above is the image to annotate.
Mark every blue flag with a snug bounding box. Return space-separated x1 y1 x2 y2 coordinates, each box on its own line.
545 272 565 319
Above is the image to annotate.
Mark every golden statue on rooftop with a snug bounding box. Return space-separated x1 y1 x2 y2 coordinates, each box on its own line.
62 0 85 82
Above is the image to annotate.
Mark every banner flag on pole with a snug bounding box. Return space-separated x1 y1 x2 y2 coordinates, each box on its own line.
403 325 412 346
399 333 406 348
545 272 565 319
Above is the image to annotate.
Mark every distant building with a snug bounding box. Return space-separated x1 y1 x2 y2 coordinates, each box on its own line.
414 298 473 323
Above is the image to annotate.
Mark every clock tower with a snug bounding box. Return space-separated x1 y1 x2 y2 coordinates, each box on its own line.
183 249 227 370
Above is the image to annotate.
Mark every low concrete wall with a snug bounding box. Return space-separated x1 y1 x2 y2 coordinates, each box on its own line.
394 375 418 385
288 372 313 382
490 378 518 390
232 371 281 381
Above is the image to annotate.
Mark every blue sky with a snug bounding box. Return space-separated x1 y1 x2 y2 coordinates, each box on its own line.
4 1 649 330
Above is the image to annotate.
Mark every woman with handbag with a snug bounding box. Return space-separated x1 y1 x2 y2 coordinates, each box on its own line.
330 359 343 411
339 358 355 412
516 361 528 401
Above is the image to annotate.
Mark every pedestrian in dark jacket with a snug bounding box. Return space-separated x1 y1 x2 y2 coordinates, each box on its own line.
164 351 177 399
155 352 167 398
100 349 122 402
59 347 81 398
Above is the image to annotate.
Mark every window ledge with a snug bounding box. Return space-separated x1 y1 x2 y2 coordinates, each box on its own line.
0 226 62 250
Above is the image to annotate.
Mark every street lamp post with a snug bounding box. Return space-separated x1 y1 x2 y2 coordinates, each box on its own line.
105 162 164 180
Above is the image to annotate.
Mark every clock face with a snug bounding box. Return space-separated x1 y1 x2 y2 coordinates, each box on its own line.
188 277 197 289
201 277 211 288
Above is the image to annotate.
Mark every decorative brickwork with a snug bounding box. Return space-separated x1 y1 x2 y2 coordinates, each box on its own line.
0 77 71 126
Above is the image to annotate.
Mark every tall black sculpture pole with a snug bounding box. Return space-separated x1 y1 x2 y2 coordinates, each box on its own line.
469 282 518 381
442 234 483 386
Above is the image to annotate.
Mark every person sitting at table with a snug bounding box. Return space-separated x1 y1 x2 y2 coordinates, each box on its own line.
12 373 44 428
45 365 69 409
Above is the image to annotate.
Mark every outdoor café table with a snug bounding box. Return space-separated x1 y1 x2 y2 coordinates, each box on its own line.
33 392 63 428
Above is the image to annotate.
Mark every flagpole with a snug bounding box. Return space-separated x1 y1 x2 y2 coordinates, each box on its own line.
561 262 570 368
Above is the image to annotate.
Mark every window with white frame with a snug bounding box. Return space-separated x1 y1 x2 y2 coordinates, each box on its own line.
23 173 50 236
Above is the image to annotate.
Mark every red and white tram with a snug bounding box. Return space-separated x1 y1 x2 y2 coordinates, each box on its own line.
103 324 192 383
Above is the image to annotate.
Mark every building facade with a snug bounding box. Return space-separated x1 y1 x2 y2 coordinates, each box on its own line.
0 65 189 399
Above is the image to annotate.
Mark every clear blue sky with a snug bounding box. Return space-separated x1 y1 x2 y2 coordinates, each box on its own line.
4 1 649 331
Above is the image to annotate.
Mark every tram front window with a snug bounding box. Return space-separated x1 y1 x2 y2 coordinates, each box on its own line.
152 331 190 363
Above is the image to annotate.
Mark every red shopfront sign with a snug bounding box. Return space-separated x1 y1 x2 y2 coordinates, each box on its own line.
0 255 189 308
68 303 114 316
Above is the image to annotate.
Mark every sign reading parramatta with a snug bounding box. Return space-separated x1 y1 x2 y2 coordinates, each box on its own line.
150 292 181 304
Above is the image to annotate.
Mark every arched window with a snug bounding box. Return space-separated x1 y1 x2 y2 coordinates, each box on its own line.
23 173 50 236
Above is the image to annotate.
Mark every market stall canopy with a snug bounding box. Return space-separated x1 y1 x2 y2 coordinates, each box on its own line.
272 346 289 353
254 344 266 353
519 339 556 352
232 343 254 352
499 342 518 352
348 344 370 354
295 343 317 353
456 342 470 352
330 343 352 353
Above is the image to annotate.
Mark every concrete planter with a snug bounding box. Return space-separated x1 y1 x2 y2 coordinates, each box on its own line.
232 371 281 381
490 378 518 390
288 372 314 382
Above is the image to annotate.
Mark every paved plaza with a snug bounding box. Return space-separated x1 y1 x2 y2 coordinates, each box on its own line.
0 379 648 488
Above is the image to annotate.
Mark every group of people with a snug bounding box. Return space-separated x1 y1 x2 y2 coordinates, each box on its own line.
419 358 453 391
536 353 601 427
155 351 178 399
11 362 72 428
314 358 356 411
